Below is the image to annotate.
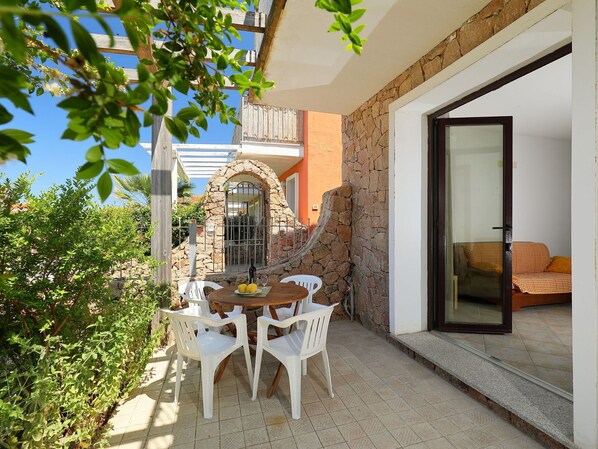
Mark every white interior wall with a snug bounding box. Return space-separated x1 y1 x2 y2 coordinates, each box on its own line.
513 134 571 256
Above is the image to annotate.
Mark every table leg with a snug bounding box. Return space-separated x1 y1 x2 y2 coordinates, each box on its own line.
267 363 286 398
214 355 231 383
213 301 236 335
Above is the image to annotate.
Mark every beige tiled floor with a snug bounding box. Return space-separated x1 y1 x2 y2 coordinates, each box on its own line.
108 321 544 449
446 304 572 392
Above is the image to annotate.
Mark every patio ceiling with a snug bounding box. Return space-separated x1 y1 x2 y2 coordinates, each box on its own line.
254 0 490 115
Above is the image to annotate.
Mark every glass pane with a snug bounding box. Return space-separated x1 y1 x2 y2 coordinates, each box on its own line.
445 124 504 325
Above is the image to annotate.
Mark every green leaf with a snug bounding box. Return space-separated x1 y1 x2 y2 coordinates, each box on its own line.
124 109 140 145
335 0 352 14
0 14 27 63
42 16 71 53
328 22 341 32
177 107 198 121
97 171 113 201
76 161 103 180
71 19 101 66
94 15 114 48
335 14 352 35
216 54 228 71
137 64 150 83
2 129 34 144
106 159 140 176
0 132 30 162
85 145 103 163
195 111 208 131
349 8 366 22
164 117 188 142
57 96 91 111
123 21 141 51
0 105 14 125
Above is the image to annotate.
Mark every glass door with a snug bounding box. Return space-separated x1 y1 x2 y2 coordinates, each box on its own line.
434 117 512 333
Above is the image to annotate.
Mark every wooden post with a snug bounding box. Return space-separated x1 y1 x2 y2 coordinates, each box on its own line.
189 219 197 277
151 97 173 300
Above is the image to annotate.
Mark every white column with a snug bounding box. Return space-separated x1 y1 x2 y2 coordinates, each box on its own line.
571 0 598 447
151 99 173 287
389 109 428 334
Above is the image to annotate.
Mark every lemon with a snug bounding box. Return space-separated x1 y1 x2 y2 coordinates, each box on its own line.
238 283 248 293
246 283 258 293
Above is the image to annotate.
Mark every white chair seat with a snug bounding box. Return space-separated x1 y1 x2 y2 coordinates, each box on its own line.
197 332 236 356
252 303 337 419
263 275 323 324
178 281 243 331
164 310 253 419
268 329 305 355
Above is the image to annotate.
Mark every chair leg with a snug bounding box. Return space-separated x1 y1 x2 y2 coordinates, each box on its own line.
302 359 307 376
321 349 334 399
200 359 215 419
252 346 263 401
175 353 183 403
287 361 302 420
243 343 254 392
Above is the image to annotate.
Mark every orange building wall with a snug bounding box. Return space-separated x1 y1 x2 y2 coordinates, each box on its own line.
279 111 342 226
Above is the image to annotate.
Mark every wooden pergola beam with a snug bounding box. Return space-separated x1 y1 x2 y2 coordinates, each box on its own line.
92 34 257 66
122 67 237 89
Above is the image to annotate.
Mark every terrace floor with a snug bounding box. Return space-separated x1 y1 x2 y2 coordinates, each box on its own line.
107 321 544 449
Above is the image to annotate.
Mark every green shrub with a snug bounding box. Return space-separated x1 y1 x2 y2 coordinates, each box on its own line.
0 175 161 448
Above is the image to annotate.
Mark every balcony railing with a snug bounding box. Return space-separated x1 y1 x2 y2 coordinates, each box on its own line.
232 96 304 145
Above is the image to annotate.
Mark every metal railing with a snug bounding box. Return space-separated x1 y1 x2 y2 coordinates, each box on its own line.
112 217 312 279
232 96 304 145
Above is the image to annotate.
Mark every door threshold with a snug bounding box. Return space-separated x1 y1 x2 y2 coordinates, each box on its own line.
432 330 572 402
386 331 574 449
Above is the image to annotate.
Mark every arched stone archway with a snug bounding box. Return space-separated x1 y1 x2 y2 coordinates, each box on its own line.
202 159 301 272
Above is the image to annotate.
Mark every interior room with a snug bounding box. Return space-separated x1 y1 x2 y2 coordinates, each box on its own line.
439 52 573 395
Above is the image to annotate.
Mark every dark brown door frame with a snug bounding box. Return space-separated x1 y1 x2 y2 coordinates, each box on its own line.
435 116 513 334
426 43 571 332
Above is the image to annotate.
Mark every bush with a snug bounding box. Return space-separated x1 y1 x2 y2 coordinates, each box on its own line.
0 175 161 448
129 200 205 250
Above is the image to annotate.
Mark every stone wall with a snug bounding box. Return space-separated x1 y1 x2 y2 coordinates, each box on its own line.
179 184 352 321
343 0 546 335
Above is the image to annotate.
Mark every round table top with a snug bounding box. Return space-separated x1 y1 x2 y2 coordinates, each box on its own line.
208 282 309 308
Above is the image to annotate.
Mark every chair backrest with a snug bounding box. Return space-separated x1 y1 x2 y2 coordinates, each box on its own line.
296 303 336 358
280 275 322 302
164 309 212 359
178 281 222 301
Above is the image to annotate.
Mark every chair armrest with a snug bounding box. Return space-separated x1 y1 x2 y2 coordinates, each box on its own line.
258 314 302 329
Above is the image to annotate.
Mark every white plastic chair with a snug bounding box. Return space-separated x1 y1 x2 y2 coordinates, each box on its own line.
252 302 337 419
178 281 243 329
164 308 253 419
264 275 323 321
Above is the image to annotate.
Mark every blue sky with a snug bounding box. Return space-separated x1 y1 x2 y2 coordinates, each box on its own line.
3 22 252 203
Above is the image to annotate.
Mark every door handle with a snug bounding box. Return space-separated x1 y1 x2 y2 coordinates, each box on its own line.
492 226 503 230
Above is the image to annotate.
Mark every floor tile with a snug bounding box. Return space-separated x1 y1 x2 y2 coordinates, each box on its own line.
107 322 543 449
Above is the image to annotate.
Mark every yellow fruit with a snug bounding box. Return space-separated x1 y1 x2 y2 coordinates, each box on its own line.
238 283 248 293
246 283 258 293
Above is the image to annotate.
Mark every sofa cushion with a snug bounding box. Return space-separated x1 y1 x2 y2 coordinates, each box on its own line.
512 242 550 274
546 256 572 274
512 272 572 294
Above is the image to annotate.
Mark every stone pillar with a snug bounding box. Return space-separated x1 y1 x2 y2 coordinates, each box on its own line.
571 1 598 447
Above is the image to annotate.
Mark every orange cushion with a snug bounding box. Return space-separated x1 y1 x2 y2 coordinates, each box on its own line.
470 261 503 273
546 256 571 274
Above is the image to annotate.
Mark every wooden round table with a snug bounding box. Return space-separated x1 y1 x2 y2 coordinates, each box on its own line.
209 282 309 320
208 282 309 396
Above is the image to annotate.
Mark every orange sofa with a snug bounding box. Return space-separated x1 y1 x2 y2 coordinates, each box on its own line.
454 242 571 311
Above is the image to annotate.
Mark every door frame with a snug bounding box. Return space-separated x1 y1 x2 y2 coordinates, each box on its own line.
432 116 513 333
425 44 571 332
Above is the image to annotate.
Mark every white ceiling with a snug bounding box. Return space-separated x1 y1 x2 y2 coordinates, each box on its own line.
451 53 572 141
256 0 491 115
